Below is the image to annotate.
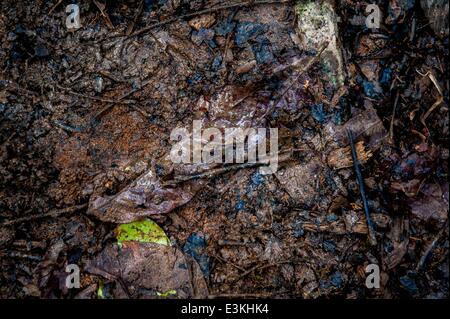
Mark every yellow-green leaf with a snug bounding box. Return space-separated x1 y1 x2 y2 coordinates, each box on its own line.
116 219 170 247
156 289 177 298
97 281 105 299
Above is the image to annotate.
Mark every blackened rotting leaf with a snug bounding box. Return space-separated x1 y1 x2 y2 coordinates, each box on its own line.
183 233 210 277
330 271 344 288
399 274 419 296
211 55 223 71
252 36 274 64
360 80 383 99
67 248 83 265
235 22 267 47
214 16 236 36
33 44 49 58
323 240 336 253
87 170 204 223
311 103 327 123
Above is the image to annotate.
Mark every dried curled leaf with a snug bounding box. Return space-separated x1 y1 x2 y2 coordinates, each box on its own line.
87 169 203 223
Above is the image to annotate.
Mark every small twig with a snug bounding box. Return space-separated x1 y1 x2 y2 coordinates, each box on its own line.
211 254 246 272
416 222 447 272
218 240 257 247
163 152 292 186
126 0 144 35
164 162 265 185
1 251 42 262
48 0 63 15
421 96 445 132
57 85 136 105
4 81 39 97
347 130 377 246
128 0 292 38
53 119 85 133
409 16 416 42
388 91 400 144
92 75 158 121
93 0 114 30
233 260 293 283
55 80 153 132
1 203 88 226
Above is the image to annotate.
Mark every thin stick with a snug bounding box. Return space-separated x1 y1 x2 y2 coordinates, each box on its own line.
163 152 292 186
416 222 447 272
53 119 85 133
211 254 246 272
347 130 377 246
388 91 400 144
93 0 114 30
48 0 63 14
57 85 136 105
1 203 88 226
421 96 444 132
128 0 292 38
233 260 294 283
164 162 265 185
92 76 157 121
127 0 144 35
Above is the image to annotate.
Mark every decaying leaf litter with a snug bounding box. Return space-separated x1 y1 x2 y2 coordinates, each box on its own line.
0 0 448 299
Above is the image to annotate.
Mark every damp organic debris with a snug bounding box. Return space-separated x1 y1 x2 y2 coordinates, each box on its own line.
0 0 448 300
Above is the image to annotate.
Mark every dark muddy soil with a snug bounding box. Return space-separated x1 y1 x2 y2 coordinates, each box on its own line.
0 0 448 299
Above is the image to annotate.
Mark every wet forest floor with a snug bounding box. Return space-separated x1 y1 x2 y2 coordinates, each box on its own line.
0 0 448 299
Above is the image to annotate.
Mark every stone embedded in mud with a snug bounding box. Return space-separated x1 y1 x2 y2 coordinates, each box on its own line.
295 0 345 89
